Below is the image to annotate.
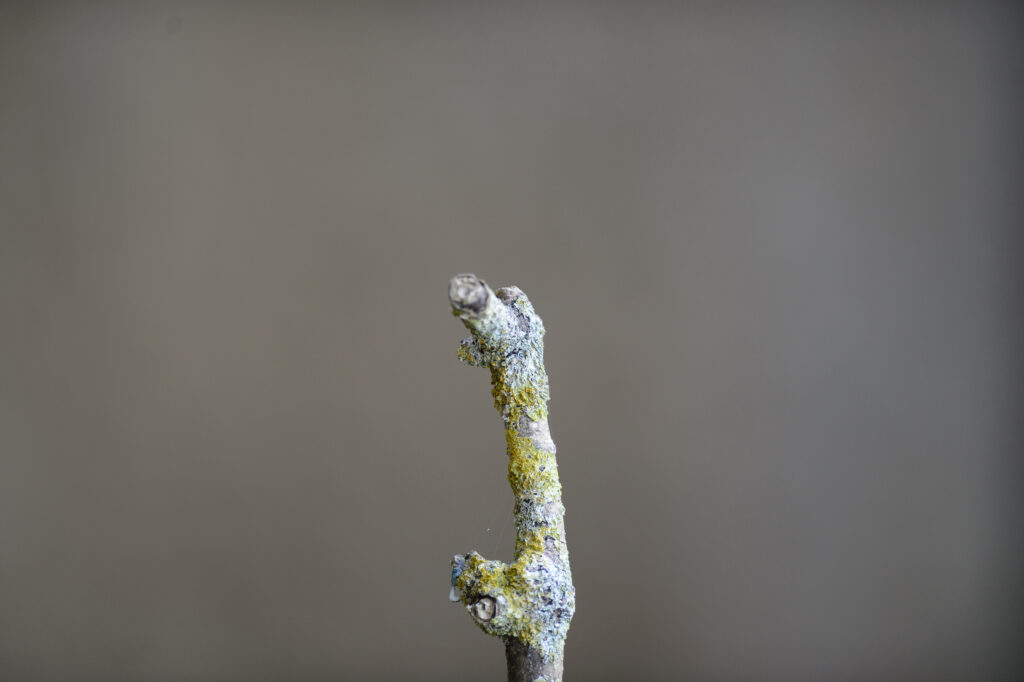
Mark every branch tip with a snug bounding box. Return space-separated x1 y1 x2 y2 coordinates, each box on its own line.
449 274 489 317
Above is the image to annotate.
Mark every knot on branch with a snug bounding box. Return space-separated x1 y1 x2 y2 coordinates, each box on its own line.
450 552 575 661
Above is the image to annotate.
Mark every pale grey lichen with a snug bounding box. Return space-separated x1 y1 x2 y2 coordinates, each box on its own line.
452 281 551 425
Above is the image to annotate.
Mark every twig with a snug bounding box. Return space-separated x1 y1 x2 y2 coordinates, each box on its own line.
447 274 575 682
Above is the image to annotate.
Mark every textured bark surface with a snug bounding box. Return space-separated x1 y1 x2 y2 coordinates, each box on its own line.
447 274 575 682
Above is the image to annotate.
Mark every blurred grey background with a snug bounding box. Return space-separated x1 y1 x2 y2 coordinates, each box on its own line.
1 2 1021 680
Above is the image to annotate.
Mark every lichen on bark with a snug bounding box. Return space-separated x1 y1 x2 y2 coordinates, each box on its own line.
447 274 575 682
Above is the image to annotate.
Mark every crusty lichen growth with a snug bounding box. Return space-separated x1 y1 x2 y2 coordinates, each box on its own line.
447 274 574 682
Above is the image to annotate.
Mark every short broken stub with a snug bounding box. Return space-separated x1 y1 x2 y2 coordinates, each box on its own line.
472 596 497 622
449 553 505 626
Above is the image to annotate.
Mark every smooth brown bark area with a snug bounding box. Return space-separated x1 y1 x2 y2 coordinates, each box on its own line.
505 636 563 682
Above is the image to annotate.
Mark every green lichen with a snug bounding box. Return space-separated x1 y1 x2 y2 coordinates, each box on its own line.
506 432 561 502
